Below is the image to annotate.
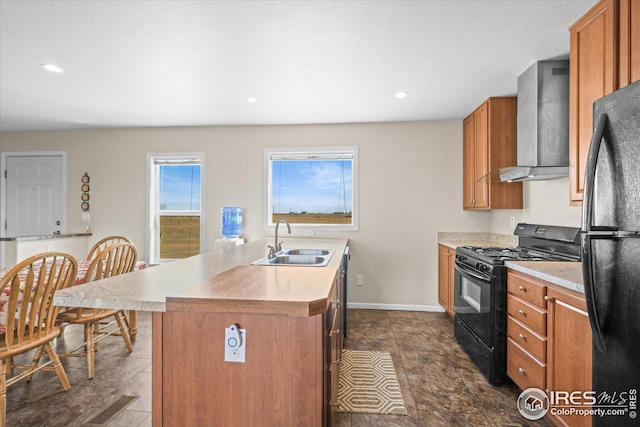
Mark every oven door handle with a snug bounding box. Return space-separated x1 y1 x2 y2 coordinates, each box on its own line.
454 262 491 282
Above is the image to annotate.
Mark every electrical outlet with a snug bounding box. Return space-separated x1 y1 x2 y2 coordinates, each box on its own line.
356 275 364 287
510 216 516 228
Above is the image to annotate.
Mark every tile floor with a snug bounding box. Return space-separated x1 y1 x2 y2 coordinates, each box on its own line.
6 309 547 426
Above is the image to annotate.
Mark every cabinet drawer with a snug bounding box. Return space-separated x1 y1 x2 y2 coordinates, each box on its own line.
507 315 547 362
508 294 546 335
508 272 547 308
507 337 546 391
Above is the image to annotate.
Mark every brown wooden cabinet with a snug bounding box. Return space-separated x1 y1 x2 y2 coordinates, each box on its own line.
506 271 548 391
152 258 348 427
324 256 346 425
569 0 640 205
437 245 455 316
463 97 523 210
506 269 592 427
546 285 592 427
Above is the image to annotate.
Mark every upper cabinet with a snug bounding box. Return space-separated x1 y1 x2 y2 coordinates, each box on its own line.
463 97 523 210
569 0 640 205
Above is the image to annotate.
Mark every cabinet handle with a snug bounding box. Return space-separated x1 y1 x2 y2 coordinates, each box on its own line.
518 367 526 375
330 329 340 337
518 309 525 316
331 400 340 407
518 333 525 340
518 286 525 292
544 296 552 302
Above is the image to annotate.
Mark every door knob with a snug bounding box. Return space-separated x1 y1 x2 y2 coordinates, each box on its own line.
56 220 61 225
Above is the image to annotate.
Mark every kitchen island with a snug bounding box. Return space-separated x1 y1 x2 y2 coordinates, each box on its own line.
54 238 349 427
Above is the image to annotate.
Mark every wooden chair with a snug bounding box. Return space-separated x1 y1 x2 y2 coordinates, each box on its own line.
86 235 132 260
86 235 137 340
0 252 78 427
54 243 137 379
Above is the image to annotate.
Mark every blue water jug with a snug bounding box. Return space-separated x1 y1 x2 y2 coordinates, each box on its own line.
221 207 242 238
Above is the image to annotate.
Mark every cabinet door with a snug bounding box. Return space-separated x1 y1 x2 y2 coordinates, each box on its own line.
546 286 592 427
438 245 453 316
447 248 455 316
473 104 490 209
569 0 618 205
463 115 476 209
619 0 640 86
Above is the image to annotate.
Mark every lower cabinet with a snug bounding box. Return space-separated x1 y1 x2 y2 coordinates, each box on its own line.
438 245 455 316
506 270 592 427
546 285 592 427
152 260 348 427
324 257 345 426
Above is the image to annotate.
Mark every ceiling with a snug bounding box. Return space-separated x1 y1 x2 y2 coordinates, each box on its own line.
0 0 598 132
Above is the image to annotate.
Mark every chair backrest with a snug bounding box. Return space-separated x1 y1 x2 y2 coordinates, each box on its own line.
87 236 132 260
83 243 137 283
0 252 77 351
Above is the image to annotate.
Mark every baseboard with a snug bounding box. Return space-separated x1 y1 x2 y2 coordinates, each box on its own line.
346 302 446 312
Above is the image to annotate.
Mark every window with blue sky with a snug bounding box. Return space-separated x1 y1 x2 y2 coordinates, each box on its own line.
266 147 358 229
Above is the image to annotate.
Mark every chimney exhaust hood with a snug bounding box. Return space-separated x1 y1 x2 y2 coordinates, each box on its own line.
499 60 570 182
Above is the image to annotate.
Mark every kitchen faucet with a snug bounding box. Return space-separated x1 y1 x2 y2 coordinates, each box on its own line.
268 217 291 258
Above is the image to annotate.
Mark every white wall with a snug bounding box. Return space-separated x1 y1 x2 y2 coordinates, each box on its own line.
0 121 581 309
0 121 492 310
489 177 582 235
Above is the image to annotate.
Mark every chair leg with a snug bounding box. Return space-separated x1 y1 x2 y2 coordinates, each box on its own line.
1 358 6 427
26 346 45 382
128 310 138 342
85 323 95 380
44 342 70 391
115 312 133 352
5 357 13 380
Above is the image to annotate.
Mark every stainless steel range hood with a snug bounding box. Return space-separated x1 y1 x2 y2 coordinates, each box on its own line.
499 60 570 182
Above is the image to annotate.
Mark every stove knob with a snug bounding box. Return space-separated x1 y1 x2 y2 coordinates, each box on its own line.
475 262 481 270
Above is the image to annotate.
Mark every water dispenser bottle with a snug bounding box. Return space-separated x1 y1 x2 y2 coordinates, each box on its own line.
221 207 242 238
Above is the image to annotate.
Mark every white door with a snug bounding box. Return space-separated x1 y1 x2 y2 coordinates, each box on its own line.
6 155 64 237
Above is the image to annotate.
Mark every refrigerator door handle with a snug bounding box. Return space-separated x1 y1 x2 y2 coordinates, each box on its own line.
581 234 607 352
582 113 608 233
581 112 609 353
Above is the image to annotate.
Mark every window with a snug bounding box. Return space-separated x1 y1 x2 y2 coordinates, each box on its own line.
147 154 204 264
265 147 358 230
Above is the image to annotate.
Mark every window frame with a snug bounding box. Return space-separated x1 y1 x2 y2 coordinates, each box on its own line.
264 146 358 231
146 153 205 264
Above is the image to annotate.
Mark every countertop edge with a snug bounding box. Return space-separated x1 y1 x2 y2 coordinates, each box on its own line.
1 232 92 242
505 261 585 294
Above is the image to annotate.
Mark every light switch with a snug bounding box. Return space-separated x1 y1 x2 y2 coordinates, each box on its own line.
81 211 91 222
224 324 246 363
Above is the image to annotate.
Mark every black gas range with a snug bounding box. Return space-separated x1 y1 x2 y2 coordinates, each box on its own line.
453 223 580 386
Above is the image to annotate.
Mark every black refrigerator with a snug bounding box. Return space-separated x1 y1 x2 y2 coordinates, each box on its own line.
581 80 640 426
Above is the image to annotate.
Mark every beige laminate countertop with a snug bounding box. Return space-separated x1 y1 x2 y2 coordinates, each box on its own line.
505 261 584 293
53 238 348 317
438 232 517 250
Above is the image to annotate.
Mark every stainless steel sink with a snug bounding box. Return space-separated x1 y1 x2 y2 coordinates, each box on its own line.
281 249 332 256
252 249 334 266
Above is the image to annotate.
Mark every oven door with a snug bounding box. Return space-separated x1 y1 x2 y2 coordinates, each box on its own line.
453 261 494 348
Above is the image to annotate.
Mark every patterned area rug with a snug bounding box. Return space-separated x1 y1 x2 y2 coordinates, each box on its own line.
337 350 408 415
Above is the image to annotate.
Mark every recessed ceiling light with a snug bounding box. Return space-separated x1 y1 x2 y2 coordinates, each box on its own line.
394 91 409 99
41 63 64 73
245 97 258 103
